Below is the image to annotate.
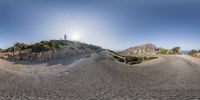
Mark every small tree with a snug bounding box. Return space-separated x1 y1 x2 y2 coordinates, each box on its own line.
5 47 14 52
171 47 181 54
30 43 51 52
189 50 198 56
14 42 28 51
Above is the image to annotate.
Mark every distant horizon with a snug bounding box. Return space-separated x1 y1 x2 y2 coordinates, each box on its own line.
0 38 198 52
1 0 200 50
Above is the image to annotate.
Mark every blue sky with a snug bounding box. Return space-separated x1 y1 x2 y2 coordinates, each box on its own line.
0 0 200 50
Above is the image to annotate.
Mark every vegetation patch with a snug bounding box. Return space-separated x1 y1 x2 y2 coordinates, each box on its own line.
188 50 199 55
107 49 158 65
0 48 3 53
158 47 181 54
5 40 67 53
188 50 200 58
5 40 101 53
2 40 102 62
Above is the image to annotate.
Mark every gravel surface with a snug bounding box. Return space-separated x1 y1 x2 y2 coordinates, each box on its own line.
0 51 200 100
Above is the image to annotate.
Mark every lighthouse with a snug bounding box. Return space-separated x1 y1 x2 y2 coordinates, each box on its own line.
64 34 67 40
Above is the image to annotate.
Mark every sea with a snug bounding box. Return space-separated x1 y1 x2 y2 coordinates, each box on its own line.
180 50 190 54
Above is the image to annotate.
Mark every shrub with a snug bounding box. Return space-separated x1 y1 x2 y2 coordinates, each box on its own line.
25 40 65 52
40 40 60 50
125 56 143 62
0 48 2 53
78 46 85 50
4 40 101 53
189 50 199 56
159 48 168 54
5 47 14 52
15 42 28 50
29 43 51 52
146 56 158 60
171 47 181 54
5 42 28 52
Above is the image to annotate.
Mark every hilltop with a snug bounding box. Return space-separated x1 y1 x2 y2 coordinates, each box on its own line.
2 40 102 62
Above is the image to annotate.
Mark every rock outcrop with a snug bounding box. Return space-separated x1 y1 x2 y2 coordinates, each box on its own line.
120 43 157 56
14 46 101 62
192 53 200 58
11 41 102 62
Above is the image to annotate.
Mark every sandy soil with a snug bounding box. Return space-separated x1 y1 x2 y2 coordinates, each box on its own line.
0 51 200 100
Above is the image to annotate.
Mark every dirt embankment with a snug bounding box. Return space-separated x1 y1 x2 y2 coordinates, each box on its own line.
0 51 200 99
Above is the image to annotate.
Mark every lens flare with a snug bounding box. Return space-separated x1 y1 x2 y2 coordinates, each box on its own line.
71 31 81 41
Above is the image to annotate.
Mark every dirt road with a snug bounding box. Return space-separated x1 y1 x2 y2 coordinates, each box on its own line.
0 51 200 100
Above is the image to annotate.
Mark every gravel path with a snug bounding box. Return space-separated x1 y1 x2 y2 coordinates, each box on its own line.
0 51 200 100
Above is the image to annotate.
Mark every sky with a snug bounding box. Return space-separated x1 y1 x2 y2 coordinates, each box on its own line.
0 0 200 50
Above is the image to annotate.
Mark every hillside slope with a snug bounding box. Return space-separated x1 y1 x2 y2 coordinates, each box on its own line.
0 51 200 99
3 40 102 62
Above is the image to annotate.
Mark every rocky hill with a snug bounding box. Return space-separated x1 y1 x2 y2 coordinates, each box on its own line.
194 53 200 58
189 50 200 58
120 43 157 57
3 40 102 62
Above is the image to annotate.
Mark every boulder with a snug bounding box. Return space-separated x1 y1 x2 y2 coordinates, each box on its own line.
194 53 200 58
121 43 157 56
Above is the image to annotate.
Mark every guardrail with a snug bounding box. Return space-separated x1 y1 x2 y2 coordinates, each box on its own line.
106 50 126 63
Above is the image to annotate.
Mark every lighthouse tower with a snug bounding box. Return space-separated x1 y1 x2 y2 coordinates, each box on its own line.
64 34 67 40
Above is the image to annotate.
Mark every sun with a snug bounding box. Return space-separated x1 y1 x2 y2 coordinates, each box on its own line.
71 31 81 41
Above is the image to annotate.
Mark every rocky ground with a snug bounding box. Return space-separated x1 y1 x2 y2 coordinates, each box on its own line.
193 53 200 58
0 51 200 100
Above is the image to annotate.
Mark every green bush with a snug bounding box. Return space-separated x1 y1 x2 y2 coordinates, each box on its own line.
4 40 101 53
5 42 28 52
28 43 51 52
171 47 181 54
189 50 198 56
146 56 158 60
125 56 143 62
18 40 63 52
5 47 14 52
78 46 85 50
0 48 2 53
40 40 60 50
15 42 28 50
159 49 168 54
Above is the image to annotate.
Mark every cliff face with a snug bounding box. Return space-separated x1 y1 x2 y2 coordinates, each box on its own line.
120 43 157 56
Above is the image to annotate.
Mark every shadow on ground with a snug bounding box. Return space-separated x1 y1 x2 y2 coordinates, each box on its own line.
2 54 91 66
